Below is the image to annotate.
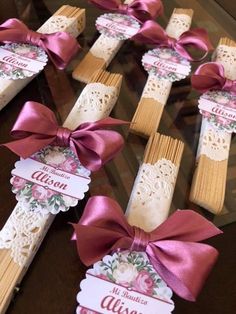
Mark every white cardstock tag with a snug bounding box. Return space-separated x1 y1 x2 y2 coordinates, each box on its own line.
96 13 141 40
142 48 191 82
0 43 48 80
198 90 236 133
11 146 91 215
77 251 174 314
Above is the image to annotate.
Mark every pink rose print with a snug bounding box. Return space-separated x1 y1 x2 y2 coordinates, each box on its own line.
202 111 211 119
133 270 155 295
32 185 55 201
12 176 27 190
79 308 97 314
0 63 14 73
228 100 236 109
59 157 78 173
216 116 231 126
22 51 38 59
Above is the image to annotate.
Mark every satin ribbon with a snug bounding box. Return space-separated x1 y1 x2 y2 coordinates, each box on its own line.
89 0 163 23
191 62 236 94
2 102 127 171
73 196 222 301
132 20 213 61
0 18 80 69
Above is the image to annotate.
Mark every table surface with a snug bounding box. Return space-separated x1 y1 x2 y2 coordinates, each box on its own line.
0 0 235 313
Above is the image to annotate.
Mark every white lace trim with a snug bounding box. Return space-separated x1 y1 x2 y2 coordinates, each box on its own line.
165 13 192 39
126 159 177 232
90 34 123 66
197 118 231 161
141 74 172 104
38 15 79 38
213 45 236 80
0 204 54 267
64 83 119 126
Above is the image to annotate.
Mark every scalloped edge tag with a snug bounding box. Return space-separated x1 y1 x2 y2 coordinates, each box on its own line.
142 48 191 82
76 251 174 314
10 146 91 215
198 90 236 133
96 13 141 40
0 43 48 80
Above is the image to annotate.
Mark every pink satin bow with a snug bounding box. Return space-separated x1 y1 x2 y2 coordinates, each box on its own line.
73 196 222 301
2 102 127 171
191 62 236 94
89 0 163 23
132 20 213 61
0 18 80 69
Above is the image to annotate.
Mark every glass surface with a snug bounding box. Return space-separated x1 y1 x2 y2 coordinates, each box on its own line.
0 1 235 314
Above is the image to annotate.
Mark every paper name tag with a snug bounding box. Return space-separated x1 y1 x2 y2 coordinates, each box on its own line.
77 251 174 314
142 48 191 82
11 146 91 215
199 90 236 133
0 43 47 80
96 13 141 40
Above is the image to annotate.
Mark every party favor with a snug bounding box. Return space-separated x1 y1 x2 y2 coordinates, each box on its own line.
190 37 236 214
0 5 85 111
0 85 126 312
130 8 212 137
72 0 163 83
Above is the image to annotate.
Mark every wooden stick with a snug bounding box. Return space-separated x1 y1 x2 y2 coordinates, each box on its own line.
190 37 236 214
126 133 184 231
130 8 193 138
0 5 88 313
0 5 85 112
72 0 134 83
64 70 123 127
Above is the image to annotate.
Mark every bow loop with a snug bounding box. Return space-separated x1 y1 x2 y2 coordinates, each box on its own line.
191 62 236 94
73 196 222 301
89 0 163 23
0 18 80 69
2 102 127 171
133 22 213 61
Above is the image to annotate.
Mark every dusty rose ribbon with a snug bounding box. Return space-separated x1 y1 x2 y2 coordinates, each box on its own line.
89 0 163 23
191 62 236 94
73 196 222 301
132 20 213 61
2 102 127 171
0 18 80 69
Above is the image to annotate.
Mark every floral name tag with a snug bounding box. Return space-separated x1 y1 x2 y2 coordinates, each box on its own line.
198 90 236 133
96 13 141 40
77 251 174 314
11 146 91 215
142 48 191 82
0 43 47 80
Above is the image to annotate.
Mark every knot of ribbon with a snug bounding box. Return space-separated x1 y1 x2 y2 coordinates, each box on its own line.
89 0 163 23
2 101 128 171
191 62 236 94
73 196 222 301
0 18 80 69
132 20 213 61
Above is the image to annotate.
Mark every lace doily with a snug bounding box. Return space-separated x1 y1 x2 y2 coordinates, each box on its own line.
38 15 79 38
126 159 177 232
165 14 192 39
214 45 236 80
90 34 123 66
0 204 54 267
67 82 119 125
142 74 172 104
197 118 231 161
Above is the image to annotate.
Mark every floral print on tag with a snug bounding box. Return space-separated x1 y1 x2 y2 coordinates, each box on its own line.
77 251 173 313
142 48 191 82
0 43 47 80
96 13 140 40
199 90 236 133
11 146 90 215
